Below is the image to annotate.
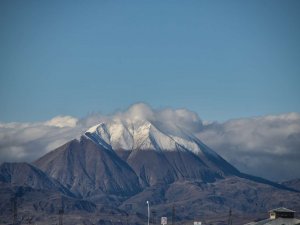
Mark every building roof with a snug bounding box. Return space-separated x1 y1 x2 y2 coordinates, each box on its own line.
269 207 296 213
247 218 300 225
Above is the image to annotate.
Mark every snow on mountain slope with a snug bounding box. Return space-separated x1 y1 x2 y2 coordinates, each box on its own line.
85 119 217 156
84 118 243 186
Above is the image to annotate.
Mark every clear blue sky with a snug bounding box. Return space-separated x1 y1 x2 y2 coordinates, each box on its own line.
1 0 299 122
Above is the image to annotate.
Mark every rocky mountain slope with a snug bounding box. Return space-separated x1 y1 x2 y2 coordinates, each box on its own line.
34 137 141 198
0 162 67 192
281 179 300 191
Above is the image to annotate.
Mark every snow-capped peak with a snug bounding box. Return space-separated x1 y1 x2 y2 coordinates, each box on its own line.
84 119 216 156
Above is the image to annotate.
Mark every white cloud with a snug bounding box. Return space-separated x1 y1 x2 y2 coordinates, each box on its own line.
120 103 155 121
0 117 85 163
0 104 299 181
113 103 203 134
197 112 300 181
44 116 78 128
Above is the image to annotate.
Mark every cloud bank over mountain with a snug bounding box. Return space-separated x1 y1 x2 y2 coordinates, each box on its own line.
197 112 300 181
0 103 299 181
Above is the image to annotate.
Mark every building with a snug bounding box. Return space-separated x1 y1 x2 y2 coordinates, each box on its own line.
269 208 295 219
244 207 300 225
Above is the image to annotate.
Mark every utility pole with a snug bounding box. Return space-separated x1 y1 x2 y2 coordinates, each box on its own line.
172 205 175 225
146 201 150 225
11 195 17 225
227 208 232 225
58 196 64 225
58 209 64 225
151 210 157 225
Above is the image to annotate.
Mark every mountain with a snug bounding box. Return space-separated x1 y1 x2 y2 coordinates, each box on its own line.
1 118 299 225
0 162 71 195
85 119 239 187
34 137 141 198
0 162 97 225
281 179 300 191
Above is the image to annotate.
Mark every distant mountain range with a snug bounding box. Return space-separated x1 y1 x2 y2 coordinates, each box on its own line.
0 119 299 225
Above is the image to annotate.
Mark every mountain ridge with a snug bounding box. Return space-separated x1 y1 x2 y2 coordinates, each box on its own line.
1 118 299 224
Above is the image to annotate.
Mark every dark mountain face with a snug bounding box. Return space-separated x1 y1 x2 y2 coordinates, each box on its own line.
0 162 97 224
118 148 226 188
281 179 300 191
193 140 240 176
125 149 178 187
0 162 71 195
34 137 142 197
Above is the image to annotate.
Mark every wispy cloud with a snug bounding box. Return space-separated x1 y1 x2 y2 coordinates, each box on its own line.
0 104 299 181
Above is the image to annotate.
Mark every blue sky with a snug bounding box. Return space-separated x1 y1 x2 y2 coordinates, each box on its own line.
1 0 299 122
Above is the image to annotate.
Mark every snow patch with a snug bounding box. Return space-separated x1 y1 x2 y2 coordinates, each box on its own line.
84 118 219 159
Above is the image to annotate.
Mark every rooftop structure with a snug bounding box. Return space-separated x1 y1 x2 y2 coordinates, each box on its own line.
244 208 300 225
269 207 295 219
